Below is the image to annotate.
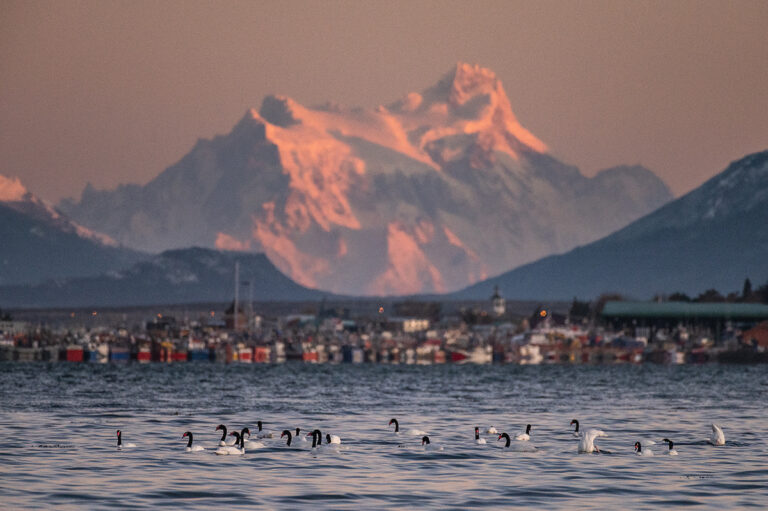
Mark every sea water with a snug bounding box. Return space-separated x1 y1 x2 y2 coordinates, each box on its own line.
0 363 766 509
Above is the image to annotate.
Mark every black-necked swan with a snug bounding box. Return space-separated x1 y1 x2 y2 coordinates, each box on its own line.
216 431 245 455
634 441 654 456
662 438 678 455
116 430 136 449
578 428 607 453
498 432 538 452
570 419 581 438
421 435 443 451
281 430 295 446
255 420 274 439
515 424 532 441
486 426 498 434
325 433 341 445
708 424 725 446
389 418 427 436
295 427 307 442
474 427 487 445
308 430 327 451
182 431 205 452
216 424 236 446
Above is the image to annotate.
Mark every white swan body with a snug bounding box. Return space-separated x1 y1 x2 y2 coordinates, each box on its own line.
515 425 532 441
486 426 498 434
254 421 274 439
215 445 242 455
244 438 266 448
709 424 725 446
578 429 606 453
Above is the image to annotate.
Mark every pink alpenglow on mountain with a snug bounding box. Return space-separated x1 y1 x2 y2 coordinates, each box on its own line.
62 63 672 295
0 175 28 202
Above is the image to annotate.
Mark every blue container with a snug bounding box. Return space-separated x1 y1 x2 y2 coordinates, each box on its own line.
110 347 130 362
188 349 210 362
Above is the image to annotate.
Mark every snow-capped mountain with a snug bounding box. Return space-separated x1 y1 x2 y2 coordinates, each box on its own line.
0 174 142 285
454 150 768 300
0 247 327 308
61 63 671 295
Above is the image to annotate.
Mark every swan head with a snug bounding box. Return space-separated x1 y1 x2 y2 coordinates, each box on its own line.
662 438 673 449
525 424 532 434
215 424 226 432
570 419 579 431
326 434 331 443
421 436 430 445
295 427 301 436
634 441 641 453
116 430 121 437
241 427 250 438
182 431 191 439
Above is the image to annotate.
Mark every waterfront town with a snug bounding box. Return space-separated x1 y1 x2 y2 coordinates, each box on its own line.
3 286 768 365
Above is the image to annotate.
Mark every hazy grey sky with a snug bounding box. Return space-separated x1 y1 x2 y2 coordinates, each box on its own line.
1 0 767 203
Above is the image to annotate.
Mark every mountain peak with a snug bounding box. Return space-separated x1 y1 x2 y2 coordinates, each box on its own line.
446 62 499 106
0 174 29 202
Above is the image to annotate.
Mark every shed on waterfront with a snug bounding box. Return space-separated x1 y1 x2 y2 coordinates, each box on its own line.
601 301 768 343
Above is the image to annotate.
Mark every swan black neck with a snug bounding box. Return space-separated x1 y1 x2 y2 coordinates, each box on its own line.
499 433 511 447
312 429 322 446
241 427 250 441
571 420 579 432
117 430 122 446
389 418 399 432
257 421 263 432
295 427 301 437
421 436 430 445
474 427 480 440
281 430 292 446
326 434 332 444
525 424 532 435
217 424 227 442
184 431 193 447
230 431 242 449
663 438 673 450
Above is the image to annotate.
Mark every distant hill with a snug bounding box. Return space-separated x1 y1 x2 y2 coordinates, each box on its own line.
0 175 143 286
453 150 768 300
0 247 329 308
60 63 671 295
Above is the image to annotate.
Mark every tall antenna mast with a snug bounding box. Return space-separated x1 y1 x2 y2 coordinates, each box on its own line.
234 261 240 332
